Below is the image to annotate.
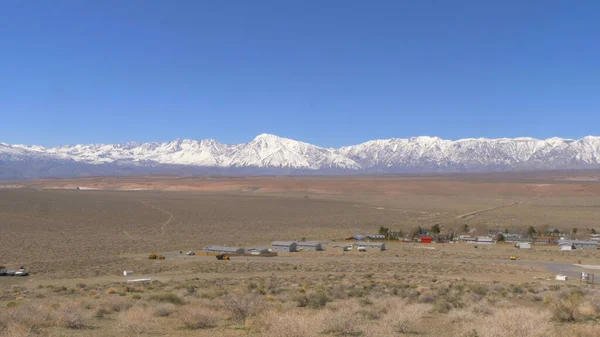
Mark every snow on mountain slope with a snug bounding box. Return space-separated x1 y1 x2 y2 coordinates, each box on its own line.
223 134 360 170
3 134 600 178
337 136 600 171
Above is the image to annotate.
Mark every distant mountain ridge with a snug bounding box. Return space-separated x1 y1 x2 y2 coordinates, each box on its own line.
2 134 600 179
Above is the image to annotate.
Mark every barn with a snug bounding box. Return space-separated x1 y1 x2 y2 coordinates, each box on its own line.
203 245 245 255
271 241 297 252
296 242 323 251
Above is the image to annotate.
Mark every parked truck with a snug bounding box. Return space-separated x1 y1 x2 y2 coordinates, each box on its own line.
0 266 29 276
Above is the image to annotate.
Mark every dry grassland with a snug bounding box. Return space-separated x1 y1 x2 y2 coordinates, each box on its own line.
1 173 600 336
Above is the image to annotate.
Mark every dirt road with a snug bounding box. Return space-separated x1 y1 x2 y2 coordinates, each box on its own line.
457 201 522 220
142 201 175 235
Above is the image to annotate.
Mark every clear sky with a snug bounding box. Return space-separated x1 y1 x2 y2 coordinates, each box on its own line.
1 1 599 147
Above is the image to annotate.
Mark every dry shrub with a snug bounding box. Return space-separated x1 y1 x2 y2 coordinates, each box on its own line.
253 311 320 337
53 301 87 329
104 296 132 313
222 293 268 323
105 287 117 295
0 313 7 334
561 324 600 337
471 301 495 316
459 307 551 337
120 306 156 335
387 303 430 334
149 293 185 306
321 306 363 336
5 304 53 335
1 323 40 337
177 305 221 329
446 308 477 323
153 303 176 317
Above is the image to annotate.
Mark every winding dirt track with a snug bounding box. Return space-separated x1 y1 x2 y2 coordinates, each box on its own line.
457 201 522 220
142 201 175 235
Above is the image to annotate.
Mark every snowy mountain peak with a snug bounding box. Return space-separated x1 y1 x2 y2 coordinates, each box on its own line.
2 135 600 179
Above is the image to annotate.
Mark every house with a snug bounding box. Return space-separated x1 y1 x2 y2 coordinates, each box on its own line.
203 245 245 255
247 248 270 255
356 242 385 251
366 234 386 240
516 242 531 249
296 242 323 251
271 241 297 252
420 236 433 244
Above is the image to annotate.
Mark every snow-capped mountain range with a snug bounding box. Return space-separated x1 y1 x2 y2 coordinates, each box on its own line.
2 133 600 179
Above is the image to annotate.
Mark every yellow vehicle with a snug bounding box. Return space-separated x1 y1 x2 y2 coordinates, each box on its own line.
216 254 230 260
510 256 517 260
149 252 166 260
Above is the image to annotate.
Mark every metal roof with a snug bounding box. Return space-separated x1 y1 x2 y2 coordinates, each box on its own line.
203 245 244 252
559 240 597 245
272 241 297 246
296 241 322 246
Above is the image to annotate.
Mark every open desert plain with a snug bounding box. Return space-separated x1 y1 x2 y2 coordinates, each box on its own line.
2 172 600 337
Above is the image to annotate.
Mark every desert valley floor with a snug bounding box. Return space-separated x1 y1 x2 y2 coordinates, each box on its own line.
2 173 600 336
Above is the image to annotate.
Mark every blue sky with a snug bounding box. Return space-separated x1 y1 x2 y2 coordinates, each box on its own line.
1 1 599 147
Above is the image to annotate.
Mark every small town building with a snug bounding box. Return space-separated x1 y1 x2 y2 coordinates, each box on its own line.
559 241 575 251
203 245 245 255
477 236 496 244
534 236 557 244
420 236 433 244
345 234 386 241
516 242 531 249
459 236 477 242
513 237 534 243
271 241 297 252
558 240 598 250
357 242 386 251
503 234 522 243
569 240 598 250
296 242 323 251
345 235 367 241
247 248 270 255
